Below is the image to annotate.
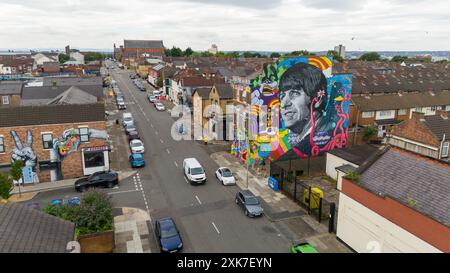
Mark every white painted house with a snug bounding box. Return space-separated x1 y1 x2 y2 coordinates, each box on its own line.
69 52 85 64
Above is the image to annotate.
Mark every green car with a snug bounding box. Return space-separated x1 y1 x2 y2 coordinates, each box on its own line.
290 242 319 253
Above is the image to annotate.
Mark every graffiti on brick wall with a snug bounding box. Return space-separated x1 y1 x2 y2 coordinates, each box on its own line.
231 56 352 163
10 130 39 183
53 128 81 159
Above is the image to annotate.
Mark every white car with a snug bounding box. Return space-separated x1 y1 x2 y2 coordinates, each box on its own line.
215 167 236 185
155 102 165 111
130 139 145 154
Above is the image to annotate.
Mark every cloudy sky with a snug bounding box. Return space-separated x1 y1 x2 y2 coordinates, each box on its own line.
0 0 449 51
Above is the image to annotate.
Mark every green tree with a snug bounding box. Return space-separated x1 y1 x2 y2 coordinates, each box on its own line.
0 172 13 199
362 126 378 142
391 55 408 62
283 50 316 57
270 52 281 58
344 171 361 183
84 52 105 62
328 50 344 63
58 53 70 64
170 46 183 57
359 52 381 61
10 160 24 182
184 47 194 57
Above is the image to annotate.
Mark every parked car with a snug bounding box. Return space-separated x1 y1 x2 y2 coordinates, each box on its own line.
117 98 126 110
122 112 134 127
127 130 140 141
130 73 136 79
183 158 206 184
74 170 119 192
129 153 145 168
148 94 157 103
215 167 236 185
155 217 183 253
290 242 319 253
125 124 137 135
235 190 264 217
51 197 81 206
130 139 145 153
155 102 165 111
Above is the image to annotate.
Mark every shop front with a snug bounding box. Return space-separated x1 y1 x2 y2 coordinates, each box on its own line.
81 145 110 176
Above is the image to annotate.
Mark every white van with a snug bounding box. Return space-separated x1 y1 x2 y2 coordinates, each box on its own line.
183 158 206 184
122 112 134 127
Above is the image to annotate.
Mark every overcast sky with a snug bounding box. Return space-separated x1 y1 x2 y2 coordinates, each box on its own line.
0 0 449 51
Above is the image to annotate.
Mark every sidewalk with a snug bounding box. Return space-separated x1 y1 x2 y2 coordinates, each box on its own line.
10 170 137 195
113 207 156 253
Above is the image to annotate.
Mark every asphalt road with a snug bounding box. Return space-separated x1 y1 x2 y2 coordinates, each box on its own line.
106 62 292 253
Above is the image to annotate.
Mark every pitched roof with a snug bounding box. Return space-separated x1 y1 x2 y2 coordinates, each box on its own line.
22 85 103 105
214 84 233 99
47 86 98 105
327 144 381 165
193 87 211 99
0 103 105 127
352 90 450 111
357 147 450 227
0 201 75 253
423 115 450 141
181 76 225 87
0 81 23 95
124 40 164 49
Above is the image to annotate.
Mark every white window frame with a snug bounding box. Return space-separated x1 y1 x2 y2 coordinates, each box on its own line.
398 109 407 115
362 111 374 118
0 136 4 153
78 127 90 143
41 132 53 150
442 142 449 158
2 96 9 105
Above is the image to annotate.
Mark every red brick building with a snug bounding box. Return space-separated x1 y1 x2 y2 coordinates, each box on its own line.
0 81 23 106
121 40 165 65
0 103 109 184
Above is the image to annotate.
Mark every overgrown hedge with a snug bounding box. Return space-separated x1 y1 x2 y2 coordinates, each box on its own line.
44 190 113 237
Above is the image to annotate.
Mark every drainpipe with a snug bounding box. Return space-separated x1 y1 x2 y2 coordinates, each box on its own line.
439 133 446 160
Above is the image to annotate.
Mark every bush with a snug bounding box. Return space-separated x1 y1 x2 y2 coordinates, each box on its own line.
362 126 378 142
0 172 13 199
344 171 361 183
44 190 113 237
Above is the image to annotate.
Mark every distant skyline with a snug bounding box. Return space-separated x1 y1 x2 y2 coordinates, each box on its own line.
1 0 449 51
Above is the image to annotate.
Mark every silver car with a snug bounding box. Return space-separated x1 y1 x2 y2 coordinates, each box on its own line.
235 190 264 217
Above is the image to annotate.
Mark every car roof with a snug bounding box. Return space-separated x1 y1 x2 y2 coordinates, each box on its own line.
240 190 255 197
131 139 142 143
183 158 202 167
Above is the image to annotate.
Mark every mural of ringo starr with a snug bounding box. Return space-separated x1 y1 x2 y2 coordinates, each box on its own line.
10 130 39 183
278 62 327 148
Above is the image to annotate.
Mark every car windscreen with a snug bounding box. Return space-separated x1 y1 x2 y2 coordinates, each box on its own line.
245 197 260 205
131 142 142 147
191 167 204 175
124 117 133 121
127 125 136 130
222 169 233 177
160 224 178 238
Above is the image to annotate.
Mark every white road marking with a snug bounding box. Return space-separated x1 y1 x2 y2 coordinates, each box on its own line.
160 139 164 143
151 124 154 128
212 222 220 235
108 190 139 195
166 149 170 154
155 131 159 135
195 195 202 205
184 177 189 184
174 161 178 167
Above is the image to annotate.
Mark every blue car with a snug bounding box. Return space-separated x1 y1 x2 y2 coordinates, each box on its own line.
129 153 145 168
155 218 183 253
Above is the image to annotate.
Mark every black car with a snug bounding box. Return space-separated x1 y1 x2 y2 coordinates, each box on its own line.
235 190 264 217
128 130 140 141
74 171 118 192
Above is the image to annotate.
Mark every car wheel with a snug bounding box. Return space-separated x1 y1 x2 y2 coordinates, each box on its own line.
235 198 238 204
107 182 114 188
79 186 86 192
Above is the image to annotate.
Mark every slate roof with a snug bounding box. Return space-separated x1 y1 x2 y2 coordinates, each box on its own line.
47 86 98 105
0 103 105 127
335 164 357 173
0 81 23 95
193 87 211 99
328 144 381 165
0 201 75 253
124 40 164 49
352 90 450 111
214 84 233 99
423 115 450 141
43 76 103 86
22 85 103 105
357 147 450 227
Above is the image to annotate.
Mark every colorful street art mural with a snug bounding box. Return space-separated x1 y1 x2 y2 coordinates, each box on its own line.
231 56 352 165
53 128 81 159
10 130 39 183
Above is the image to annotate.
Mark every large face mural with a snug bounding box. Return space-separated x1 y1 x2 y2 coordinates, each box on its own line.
231 56 352 164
